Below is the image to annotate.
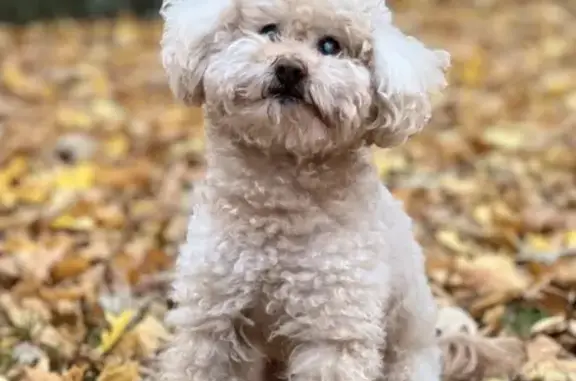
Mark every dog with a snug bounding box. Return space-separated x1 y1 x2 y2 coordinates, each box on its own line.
157 0 524 381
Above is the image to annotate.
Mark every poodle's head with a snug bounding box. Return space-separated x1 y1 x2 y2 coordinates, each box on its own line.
160 0 450 157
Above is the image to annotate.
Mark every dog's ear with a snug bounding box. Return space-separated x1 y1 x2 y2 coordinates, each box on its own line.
365 7 450 148
160 0 234 106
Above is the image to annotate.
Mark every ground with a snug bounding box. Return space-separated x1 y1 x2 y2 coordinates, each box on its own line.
0 0 575 380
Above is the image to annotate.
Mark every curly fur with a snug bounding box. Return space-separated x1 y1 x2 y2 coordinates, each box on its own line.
153 1 502 381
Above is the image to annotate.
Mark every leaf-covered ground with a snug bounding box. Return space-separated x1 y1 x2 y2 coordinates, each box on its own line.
0 0 575 380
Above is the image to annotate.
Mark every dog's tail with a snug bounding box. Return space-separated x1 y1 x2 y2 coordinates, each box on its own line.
439 333 527 381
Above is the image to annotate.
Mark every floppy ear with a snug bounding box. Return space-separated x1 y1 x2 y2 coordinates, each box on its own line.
160 0 234 105
366 7 450 147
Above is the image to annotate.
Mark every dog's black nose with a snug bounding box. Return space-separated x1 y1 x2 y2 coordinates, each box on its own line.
274 58 307 86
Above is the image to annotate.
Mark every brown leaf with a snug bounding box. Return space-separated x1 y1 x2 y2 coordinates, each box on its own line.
22 368 63 381
97 362 140 381
50 256 93 283
456 255 531 300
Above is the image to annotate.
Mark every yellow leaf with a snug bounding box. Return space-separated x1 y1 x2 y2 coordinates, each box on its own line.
18 187 49 204
57 107 93 130
525 233 554 253
540 70 575 96
98 309 136 354
435 230 469 255
77 64 112 97
438 176 477 195
0 156 29 207
459 49 485 86
564 230 576 248
50 215 95 231
17 176 52 204
104 134 130 159
54 163 96 191
92 99 127 124
109 314 169 359
472 204 493 227
0 191 17 208
482 125 527 151
97 362 140 381
1 59 52 99
0 156 28 187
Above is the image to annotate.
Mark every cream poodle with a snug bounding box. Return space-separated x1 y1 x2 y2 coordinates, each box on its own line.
157 1 524 381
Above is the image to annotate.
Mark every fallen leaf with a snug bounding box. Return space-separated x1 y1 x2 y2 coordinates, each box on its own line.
1 58 52 99
551 257 576 286
97 362 140 381
481 125 528 151
131 314 169 357
456 255 531 300
435 230 471 255
50 256 93 282
61 365 87 381
22 367 63 381
56 107 93 130
458 47 485 86
54 163 96 191
98 309 137 355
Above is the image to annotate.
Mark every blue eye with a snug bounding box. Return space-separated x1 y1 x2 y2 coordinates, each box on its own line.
317 36 341 55
259 24 280 40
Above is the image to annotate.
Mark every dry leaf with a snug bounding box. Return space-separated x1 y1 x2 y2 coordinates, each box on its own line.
551 257 576 286
98 309 137 354
435 230 471 255
131 314 170 357
97 362 140 381
50 256 93 282
54 163 96 191
456 255 530 299
61 365 88 381
481 125 528 151
22 368 63 381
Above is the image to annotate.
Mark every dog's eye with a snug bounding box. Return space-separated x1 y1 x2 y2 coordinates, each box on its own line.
259 24 280 40
317 36 341 56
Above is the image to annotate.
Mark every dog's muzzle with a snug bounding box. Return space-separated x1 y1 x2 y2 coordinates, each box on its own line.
269 57 308 101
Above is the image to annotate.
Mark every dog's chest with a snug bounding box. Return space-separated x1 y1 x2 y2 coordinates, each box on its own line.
242 291 293 361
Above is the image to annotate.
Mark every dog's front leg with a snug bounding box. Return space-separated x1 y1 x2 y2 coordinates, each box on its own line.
274 278 385 381
158 262 260 381
383 278 441 381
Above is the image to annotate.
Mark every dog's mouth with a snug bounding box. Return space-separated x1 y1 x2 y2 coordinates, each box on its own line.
266 86 330 125
268 86 305 103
